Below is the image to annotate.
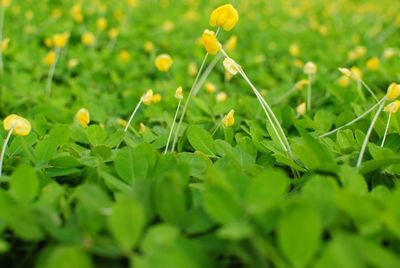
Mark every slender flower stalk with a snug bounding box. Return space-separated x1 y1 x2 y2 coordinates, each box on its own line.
124 99 143 132
319 98 386 138
0 128 12 176
381 112 391 147
165 87 183 154
45 48 60 95
307 73 312 110
0 3 7 74
304 62 317 111
356 101 385 167
220 48 290 152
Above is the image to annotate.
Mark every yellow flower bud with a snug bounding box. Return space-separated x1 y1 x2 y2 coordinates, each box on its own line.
118 50 131 62
289 43 300 57
337 76 350 87
139 122 146 134
296 102 306 116
188 61 198 77
75 108 90 128
82 32 95 46
223 57 239 75
386 83 400 101
384 48 397 59
294 80 309 91
144 41 154 53
152 94 162 103
155 54 173 72
216 92 228 102
202 29 220 55
209 4 239 31
175 86 183 100
384 100 400 114
141 90 154 105
205 82 216 94
350 66 362 80
116 118 127 128
0 38 10 52
68 59 79 69
366 57 380 71
108 28 119 39
43 51 57 65
97 18 107 31
303 61 317 75
44 37 53 48
53 32 69 48
3 114 31 136
222 109 235 127
224 35 237 52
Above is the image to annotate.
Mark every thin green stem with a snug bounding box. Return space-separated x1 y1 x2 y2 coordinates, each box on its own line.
164 99 181 154
356 100 385 167
193 53 223 96
307 74 312 111
0 128 13 176
45 48 61 95
381 112 391 147
319 97 385 138
0 6 5 74
124 99 143 132
359 79 379 102
356 80 366 102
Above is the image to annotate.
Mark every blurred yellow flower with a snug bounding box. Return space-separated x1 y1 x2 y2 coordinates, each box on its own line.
1 0 11 8
205 82 216 94
3 114 31 136
144 41 154 52
53 32 69 48
175 86 183 100
202 29 220 55
188 62 198 76
70 4 83 23
75 108 90 128
68 58 79 69
82 32 95 46
0 38 10 52
338 76 350 87
384 48 397 59
97 18 108 31
155 54 173 72
289 43 300 57
141 90 154 105
384 101 400 114
216 92 228 102
294 80 309 91
139 122 146 134
296 102 306 116
366 57 380 71
108 28 119 39
350 66 362 80
119 50 131 62
43 51 57 65
209 4 239 31
152 93 162 103
303 61 317 75
44 37 53 48
222 109 235 127
386 83 400 101
224 35 237 52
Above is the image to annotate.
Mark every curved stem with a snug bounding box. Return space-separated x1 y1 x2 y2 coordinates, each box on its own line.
124 99 143 132
45 48 60 96
381 112 391 147
356 100 385 167
164 99 181 154
0 128 13 176
319 97 386 138
359 79 379 102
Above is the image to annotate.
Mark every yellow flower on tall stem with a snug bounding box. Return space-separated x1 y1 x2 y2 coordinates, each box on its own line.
209 4 239 31
155 54 173 72
165 87 184 154
381 100 400 147
1 114 31 176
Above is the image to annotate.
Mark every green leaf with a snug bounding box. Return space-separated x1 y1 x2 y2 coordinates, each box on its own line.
9 164 39 203
42 246 93 268
114 146 149 183
278 203 322 268
245 169 289 215
108 196 145 252
35 137 58 164
87 125 107 146
187 125 216 156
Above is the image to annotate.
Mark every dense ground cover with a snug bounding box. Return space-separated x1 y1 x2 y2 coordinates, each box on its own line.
1 0 400 267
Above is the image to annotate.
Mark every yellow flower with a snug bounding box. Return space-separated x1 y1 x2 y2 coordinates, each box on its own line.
43 51 57 65
97 18 107 31
224 35 237 52
118 50 131 62
1 0 11 8
53 32 69 48
141 90 154 105
209 4 239 31
0 38 10 52
350 66 362 80
223 58 239 75
188 62 198 77
355 46 367 58
222 109 235 127
75 108 90 128
205 82 216 93
289 43 300 57
155 54 173 72
82 32 95 46
108 28 119 39
303 61 317 75
127 0 138 7
384 101 400 114
386 83 400 101
139 122 146 134
216 92 228 102
296 102 306 116
337 76 350 87
70 4 83 23
3 114 31 136
68 58 79 69
144 41 154 52
175 86 183 100
152 94 162 103
294 80 309 91
202 29 220 55
384 48 397 59
366 57 380 71
44 37 53 48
